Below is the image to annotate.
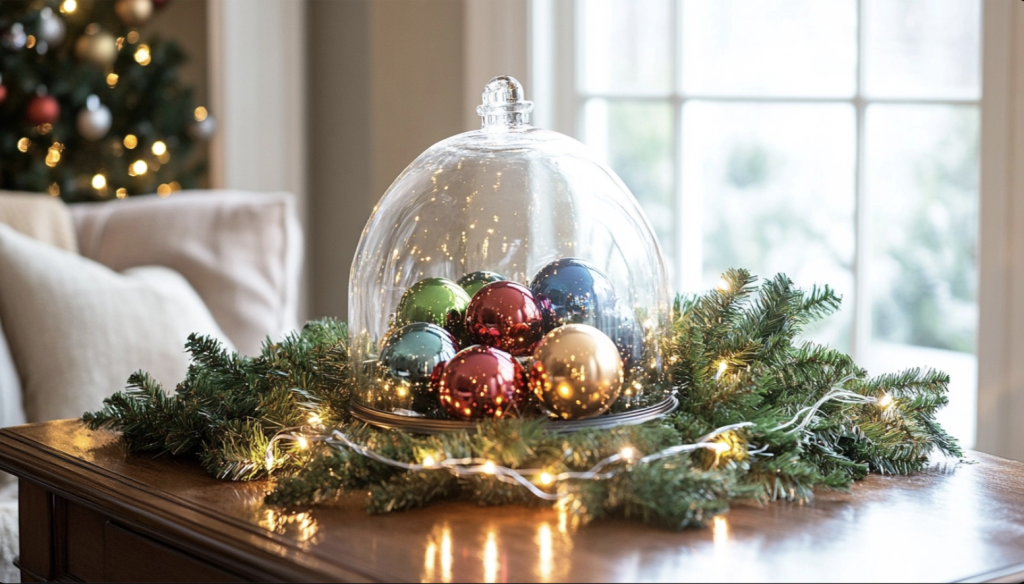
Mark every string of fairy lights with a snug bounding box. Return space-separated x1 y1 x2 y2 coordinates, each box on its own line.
265 384 894 502
7 0 212 199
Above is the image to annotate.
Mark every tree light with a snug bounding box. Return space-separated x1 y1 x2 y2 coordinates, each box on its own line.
151 140 167 156
194 106 208 122
296 436 309 450
718 277 730 291
134 44 151 66
619 446 635 461
60 0 77 13
481 461 496 475
307 413 322 426
878 393 894 409
130 160 148 176
716 360 728 380
422 455 436 467
107 73 118 87
124 134 138 149
538 472 554 486
116 188 128 199
91 174 106 189
17 138 30 152
156 183 172 197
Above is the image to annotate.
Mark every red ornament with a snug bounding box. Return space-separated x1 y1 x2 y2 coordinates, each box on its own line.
434 346 526 420
465 281 545 356
0 85 7 105
26 94 60 126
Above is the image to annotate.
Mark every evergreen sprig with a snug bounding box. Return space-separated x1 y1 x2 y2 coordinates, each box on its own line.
84 270 963 529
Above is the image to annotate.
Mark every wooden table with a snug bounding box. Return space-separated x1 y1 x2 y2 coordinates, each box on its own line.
2 420 1024 582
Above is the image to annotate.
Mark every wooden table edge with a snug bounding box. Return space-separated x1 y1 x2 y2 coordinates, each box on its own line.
0 423 384 583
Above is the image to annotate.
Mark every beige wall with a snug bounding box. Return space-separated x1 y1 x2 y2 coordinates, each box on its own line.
306 0 466 321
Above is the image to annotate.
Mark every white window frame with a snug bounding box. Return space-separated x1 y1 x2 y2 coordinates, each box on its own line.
470 0 1023 460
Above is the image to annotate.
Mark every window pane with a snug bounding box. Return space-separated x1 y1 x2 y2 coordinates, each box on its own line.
583 99 675 276
866 104 978 445
578 0 673 95
863 0 981 99
681 0 857 97
683 101 856 352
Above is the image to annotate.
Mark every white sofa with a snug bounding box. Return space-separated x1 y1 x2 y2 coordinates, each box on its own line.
0 190 304 583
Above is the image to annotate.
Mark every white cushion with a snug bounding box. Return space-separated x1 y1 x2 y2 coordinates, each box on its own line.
0 191 80 429
0 225 234 422
70 191 303 356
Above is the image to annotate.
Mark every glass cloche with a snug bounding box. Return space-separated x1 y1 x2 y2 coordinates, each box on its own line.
348 76 675 432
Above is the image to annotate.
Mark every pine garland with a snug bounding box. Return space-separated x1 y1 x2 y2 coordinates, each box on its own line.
84 269 962 529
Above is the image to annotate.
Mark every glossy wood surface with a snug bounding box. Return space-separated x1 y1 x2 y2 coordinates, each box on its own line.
2 420 1024 583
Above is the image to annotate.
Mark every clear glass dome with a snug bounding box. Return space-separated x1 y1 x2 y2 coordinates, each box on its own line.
348 76 673 429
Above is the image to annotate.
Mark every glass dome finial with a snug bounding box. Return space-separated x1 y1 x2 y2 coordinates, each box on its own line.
477 76 534 129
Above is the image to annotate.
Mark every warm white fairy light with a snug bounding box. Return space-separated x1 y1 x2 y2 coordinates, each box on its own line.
265 422 754 502
877 393 894 409
715 360 728 380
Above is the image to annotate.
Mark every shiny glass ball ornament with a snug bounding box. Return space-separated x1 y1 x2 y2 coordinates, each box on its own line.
599 300 644 370
435 346 526 420
189 114 216 141
349 75 671 425
378 322 458 413
380 322 458 383
458 270 506 298
26 94 59 126
1 23 26 50
530 257 616 329
465 281 545 356
76 95 112 141
75 27 117 67
529 324 624 420
395 277 471 337
116 0 154 26
36 8 66 46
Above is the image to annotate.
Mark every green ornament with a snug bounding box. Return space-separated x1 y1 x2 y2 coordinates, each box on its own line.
458 270 506 298
396 278 471 333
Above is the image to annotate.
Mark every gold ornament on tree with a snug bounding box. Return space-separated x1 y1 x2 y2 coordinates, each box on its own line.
115 0 154 26
528 323 624 420
74 24 117 68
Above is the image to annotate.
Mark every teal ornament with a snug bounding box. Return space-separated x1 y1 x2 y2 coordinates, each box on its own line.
458 270 506 298
395 277 472 337
379 322 459 413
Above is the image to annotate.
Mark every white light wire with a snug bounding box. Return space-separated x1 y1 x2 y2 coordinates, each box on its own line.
263 381 888 502
266 422 753 502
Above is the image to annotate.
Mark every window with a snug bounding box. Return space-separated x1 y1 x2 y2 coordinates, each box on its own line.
538 0 981 445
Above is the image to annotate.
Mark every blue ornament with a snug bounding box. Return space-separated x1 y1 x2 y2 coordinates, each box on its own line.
598 301 644 370
530 257 615 329
379 322 459 413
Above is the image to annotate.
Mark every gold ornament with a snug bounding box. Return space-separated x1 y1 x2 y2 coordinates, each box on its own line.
116 0 154 26
528 324 623 420
74 26 117 67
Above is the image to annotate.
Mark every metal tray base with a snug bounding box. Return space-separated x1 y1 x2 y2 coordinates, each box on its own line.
350 394 679 434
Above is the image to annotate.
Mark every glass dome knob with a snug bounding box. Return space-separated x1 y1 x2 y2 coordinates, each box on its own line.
476 75 534 129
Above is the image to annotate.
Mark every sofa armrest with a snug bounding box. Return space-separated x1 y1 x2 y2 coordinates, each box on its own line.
70 190 303 356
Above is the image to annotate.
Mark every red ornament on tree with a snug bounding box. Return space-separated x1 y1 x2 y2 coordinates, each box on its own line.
434 346 526 420
0 84 7 105
465 281 545 356
26 94 60 126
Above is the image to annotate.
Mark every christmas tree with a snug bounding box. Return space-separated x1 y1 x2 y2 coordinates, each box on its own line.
0 0 211 202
